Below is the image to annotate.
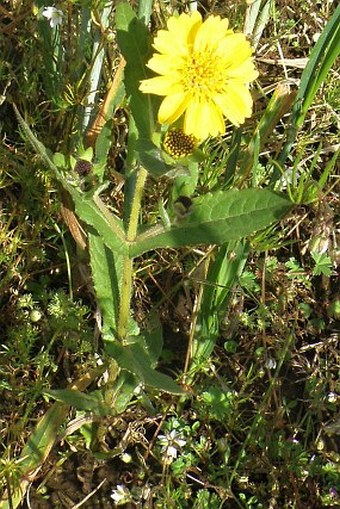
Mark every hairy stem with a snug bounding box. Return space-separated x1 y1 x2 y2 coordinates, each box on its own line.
118 166 148 340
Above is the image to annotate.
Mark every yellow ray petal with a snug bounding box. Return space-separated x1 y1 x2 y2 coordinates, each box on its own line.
147 54 183 75
214 86 253 126
153 30 190 57
158 92 189 124
227 61 259 82
194 15 229 53
154 11 202 56
167 10 202 35
184 100 225 139
139 76 182 96
218 34 253 66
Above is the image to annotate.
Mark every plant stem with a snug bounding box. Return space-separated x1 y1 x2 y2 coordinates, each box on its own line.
118 166 148 340
126 166 147 242
118 256 134 341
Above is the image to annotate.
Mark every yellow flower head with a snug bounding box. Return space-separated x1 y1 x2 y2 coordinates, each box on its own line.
139 11 258 140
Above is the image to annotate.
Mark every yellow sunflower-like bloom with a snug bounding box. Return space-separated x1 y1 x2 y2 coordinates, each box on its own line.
139 11 258 140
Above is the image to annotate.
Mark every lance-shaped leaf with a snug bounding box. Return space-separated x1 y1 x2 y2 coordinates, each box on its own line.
116 2 167 178
116 1 155 140
89 231 123 332
44 389 112 417
0 403 67 509
13 105 128 256
239 83 296 178
105 340 185 395
188 240 249 382
130 188 292 257
0 368 103 509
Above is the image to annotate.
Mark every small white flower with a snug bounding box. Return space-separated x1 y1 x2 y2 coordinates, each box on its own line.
110 484 131 505
42 6 63 28
327 392 337 403
158 429 186 463
265 357 277 370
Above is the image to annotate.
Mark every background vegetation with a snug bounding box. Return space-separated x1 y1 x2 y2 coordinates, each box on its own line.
0 0 339 508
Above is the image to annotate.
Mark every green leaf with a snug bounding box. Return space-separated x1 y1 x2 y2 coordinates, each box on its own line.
89 232 123 333
13 105 128 256
95 119 116 164
137 0 153 24
189 241 249 377
81 2 113 132
14 104 62 176
172 161 199 200
69 188 128 255
116 2 155 140
78 146 93 161
94 79 125 164
21 403 67 467
201 385 234 421
311 251 332 276
239 83 296 178
105 341 185 394
0 368 101 509
131 188 292 257
0 403 69 509
44 389 112 417
142 312 163 366
110 370 139 414
53 152 66 167
244 0 272 49
136 138 174 177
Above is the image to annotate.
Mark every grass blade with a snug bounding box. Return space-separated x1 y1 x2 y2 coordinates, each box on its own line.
82 3 113 131
188 241 249 380
275 5 340 173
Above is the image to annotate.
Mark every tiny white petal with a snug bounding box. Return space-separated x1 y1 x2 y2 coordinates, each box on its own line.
327 392 337 403
158 434 167 445
110 484 131 504
265 357 277 370
42 6 63 28
167 445 178 459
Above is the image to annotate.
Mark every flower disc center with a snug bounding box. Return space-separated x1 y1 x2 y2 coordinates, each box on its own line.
182 51 224 99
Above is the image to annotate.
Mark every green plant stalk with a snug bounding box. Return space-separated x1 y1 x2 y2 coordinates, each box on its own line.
118 166 148 340
118 257 134 341
239 82 296 181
